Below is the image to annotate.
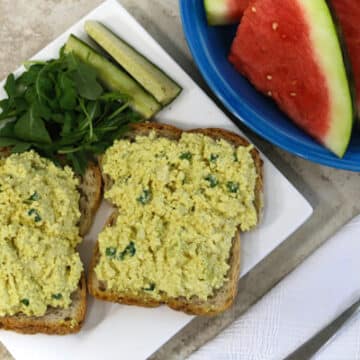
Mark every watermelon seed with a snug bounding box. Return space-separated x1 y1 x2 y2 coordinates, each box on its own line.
272 22 279 31
251 6 256 13
267 91 272 97
290 92 297 97
266 75 272 80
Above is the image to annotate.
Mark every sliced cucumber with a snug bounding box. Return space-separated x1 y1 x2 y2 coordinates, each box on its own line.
64 35 161 119
84 21 182 106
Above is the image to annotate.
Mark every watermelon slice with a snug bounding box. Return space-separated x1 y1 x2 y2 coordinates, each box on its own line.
204 0 250 25
229 0 354 157
331 0 360 117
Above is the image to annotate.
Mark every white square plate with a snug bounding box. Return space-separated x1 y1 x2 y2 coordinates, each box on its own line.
0 1 313 359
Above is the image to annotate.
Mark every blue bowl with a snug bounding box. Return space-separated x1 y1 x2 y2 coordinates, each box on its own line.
179 0 360 171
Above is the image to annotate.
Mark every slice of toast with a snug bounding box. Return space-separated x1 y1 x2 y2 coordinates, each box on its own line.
88 122 263 316
0 155 102 334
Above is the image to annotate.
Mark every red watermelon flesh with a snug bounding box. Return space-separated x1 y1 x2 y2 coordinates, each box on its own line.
332 0 360 114
228 0 353 156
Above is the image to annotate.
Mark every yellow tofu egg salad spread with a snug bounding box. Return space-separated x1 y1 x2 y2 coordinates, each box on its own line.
0 151 83 317
96 132 258 301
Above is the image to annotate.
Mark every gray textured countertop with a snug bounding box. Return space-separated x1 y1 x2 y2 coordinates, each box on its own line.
0 346 12 360
1 1 360 359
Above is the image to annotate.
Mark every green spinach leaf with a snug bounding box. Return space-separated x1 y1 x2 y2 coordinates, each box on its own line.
71 61 103 100
14 106 51 144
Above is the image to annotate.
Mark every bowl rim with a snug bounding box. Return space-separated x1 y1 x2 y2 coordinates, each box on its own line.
179 0 360 172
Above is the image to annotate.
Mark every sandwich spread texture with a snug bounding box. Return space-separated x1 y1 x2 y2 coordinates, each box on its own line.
0 151 83 317
95 131 257 301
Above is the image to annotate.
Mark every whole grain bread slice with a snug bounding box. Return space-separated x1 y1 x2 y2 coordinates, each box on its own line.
88 122 263 316
0 154 102 334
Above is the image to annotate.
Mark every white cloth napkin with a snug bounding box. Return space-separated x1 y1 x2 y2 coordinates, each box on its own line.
189 216 360 360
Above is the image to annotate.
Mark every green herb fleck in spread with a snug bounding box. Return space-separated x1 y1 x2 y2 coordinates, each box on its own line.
179 152 192 160
28 208 42 222
118 242 136 260
21 299 30 306
210 153 219 162
204 174 218 188
227 181 239 193
137 189 152 204
143 283 156 291
105 247 117 258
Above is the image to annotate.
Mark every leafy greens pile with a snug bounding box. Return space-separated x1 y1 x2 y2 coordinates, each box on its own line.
0 48 142 174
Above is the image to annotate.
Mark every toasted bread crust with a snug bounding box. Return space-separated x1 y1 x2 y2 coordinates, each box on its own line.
89 122 263 316
79 162 103 236
0 152 102 334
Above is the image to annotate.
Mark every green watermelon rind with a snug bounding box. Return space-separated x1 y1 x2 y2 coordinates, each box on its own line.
300 0 354 157
204 0 233 26
325 0 358 124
